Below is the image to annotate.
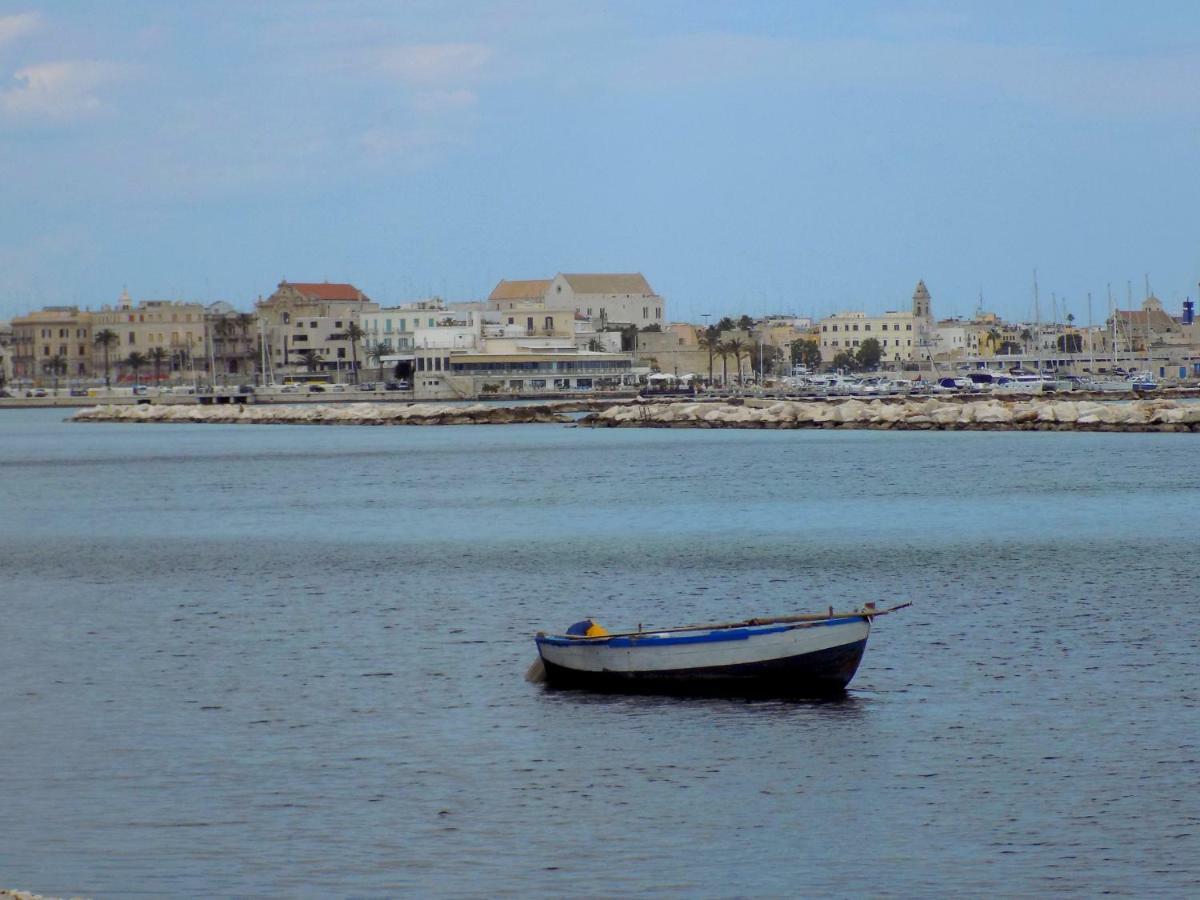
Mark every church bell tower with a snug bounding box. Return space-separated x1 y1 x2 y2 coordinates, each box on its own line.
912 280 932 320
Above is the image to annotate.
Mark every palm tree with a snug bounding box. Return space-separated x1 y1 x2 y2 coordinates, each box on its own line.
126 351 148 388
235 313 257 375
343 321 365 383
368 343 389 381
44 354 67 393
716 340 732 386
213 317 238 377
725 337 745 385
301 350 323 373
697 326 720 385
94 328 119 389
148 347 169 386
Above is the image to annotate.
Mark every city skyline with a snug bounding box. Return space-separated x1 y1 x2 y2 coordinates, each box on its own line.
3 1 1199 323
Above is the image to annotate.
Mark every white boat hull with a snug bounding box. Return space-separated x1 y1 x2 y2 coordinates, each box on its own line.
536 616 871 696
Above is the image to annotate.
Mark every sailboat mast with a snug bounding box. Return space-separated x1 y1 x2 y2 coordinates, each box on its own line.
1033 269 1041 375
1144 273 1152 376
1107 283 1116 372
1087 292 1095 374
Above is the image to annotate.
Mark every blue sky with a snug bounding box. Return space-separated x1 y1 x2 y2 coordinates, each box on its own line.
2 0 1199 324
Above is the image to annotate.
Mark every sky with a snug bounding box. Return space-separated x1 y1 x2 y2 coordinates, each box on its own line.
2 0 1199 325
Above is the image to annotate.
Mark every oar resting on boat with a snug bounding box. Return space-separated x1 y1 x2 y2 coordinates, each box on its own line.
525 602 910 696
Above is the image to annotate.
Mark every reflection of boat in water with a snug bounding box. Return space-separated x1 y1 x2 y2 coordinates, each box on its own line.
533 603 909 697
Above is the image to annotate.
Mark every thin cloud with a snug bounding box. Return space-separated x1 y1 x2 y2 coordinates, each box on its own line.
0 59 134 119
373 42 492 85
0 11 40 47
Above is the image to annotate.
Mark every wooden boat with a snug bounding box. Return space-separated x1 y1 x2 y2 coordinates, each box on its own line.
533 603 909 697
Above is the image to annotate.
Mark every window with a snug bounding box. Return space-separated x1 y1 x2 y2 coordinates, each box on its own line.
656 307 661 318
642 306 648 319
544 316 554 330
526 317 534 332
434 357 442 371
832 325 838 332
822 325 827 332
337 348 345 359
385 320 392 333
310 321 317 328
59 328 67 338
853 324 859 331
864 324 871 331
128 332 136 344
852 340 859 347
43 346 49 356
335 321 343 329
400 319 407 331
906 324 912 331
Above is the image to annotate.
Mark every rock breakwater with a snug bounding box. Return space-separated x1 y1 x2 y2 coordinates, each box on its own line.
72 402 571 426
581 397 1200 432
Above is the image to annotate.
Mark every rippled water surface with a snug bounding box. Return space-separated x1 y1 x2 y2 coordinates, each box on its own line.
1 409 1198 897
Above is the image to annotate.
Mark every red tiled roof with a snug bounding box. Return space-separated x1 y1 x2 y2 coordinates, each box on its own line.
284 281 364 301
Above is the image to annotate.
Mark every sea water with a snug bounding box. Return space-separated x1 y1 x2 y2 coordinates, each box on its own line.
1 408 1197 896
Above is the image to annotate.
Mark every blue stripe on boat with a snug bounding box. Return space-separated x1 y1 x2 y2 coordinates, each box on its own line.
536 617 863 648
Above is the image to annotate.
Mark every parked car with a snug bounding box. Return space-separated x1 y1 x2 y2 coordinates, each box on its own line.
0 389 13 398
307 383 326 393
132 385 148 395
330 384 347 393
237 384 255 394
385 380 411 391
358 382 375 391
69 388 89 397
280 385 298 393
30 388 48 398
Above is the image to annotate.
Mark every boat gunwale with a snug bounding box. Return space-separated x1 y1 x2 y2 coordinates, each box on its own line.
536 615 869 648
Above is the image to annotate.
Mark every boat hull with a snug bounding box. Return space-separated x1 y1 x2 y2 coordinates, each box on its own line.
536 617 870 697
